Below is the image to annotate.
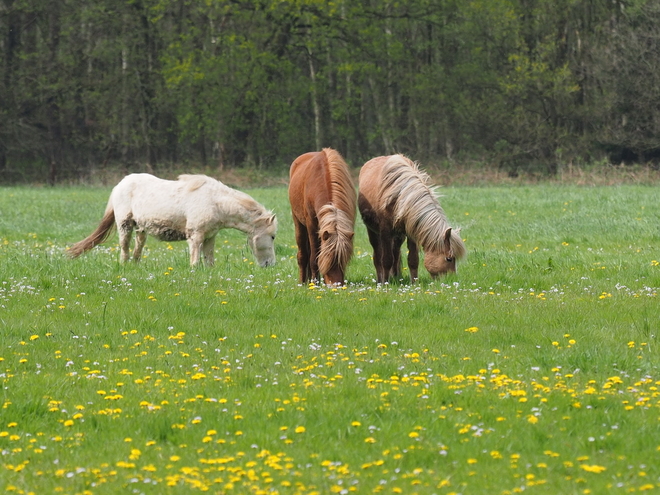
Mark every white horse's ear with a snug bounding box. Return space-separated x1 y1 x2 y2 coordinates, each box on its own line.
269 214 276 225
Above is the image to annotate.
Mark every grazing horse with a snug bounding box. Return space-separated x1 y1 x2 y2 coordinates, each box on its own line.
68 173 278 267
289 148 357 285
358 154 466 283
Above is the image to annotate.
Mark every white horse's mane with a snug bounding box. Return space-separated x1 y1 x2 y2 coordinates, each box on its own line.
178 174 211 192
177 174 275 232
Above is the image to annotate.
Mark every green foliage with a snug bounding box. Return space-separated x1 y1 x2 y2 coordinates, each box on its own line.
0 0 658 182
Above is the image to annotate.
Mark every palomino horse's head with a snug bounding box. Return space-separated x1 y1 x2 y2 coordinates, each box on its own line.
423 227 465 278
248 214 278 267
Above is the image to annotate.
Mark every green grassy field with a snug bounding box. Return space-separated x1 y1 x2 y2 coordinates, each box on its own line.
1 182 660 494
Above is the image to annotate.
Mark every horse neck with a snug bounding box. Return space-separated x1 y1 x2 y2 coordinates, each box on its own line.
221 192 264 235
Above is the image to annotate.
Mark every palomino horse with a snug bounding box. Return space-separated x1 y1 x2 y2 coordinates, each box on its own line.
289 148 357 285
68 173 277 267
358 154 466 283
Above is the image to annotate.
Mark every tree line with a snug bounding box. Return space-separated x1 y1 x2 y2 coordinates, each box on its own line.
1 0 659 184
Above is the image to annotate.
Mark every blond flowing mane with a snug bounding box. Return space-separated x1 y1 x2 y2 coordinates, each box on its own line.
317 148 357 276
379 155 466 258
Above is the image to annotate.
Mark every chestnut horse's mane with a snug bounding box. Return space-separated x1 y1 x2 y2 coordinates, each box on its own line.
317 148 357 276
378 154 466 258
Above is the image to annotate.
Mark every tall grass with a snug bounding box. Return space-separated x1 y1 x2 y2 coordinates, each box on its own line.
1 183 659 494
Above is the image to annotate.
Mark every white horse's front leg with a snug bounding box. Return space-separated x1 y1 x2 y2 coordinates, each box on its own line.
118 225 133 263
187 232 204 266
202 237 215 266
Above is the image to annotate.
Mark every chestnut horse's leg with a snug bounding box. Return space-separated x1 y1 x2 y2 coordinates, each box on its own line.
308 228 322 282
202 237 215 266
294 221 311 282
132 231 147 262
406 237 419 282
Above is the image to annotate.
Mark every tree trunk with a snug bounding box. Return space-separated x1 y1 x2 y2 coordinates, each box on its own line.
1 0 19 173
307 47 322 150
46 0 62 185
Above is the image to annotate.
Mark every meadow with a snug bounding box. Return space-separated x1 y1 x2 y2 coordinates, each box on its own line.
1 181 660 494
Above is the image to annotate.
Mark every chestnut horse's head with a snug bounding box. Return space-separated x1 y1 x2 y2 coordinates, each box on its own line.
423 227 465 278
318 204 354 285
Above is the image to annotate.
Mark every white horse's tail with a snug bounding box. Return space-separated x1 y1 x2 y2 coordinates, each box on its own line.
67 208 116 258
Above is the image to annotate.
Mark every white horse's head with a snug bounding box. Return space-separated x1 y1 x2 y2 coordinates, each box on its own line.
249 213 278 267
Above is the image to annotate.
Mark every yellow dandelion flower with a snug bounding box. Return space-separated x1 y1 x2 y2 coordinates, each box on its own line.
580 464 606 474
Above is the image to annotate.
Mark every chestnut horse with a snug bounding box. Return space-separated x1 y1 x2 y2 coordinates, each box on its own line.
289 148 357 285
358 154 466 283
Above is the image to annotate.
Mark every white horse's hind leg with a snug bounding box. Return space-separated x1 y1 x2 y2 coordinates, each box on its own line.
132 231 147 262
187 232 204 266
202 237 215 266
118 225 133 263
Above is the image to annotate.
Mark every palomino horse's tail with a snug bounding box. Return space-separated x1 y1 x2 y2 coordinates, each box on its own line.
67 209 116 258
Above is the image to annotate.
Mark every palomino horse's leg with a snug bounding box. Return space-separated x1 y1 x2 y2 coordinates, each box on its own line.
202 237 215 266
365 227 386 284
187 232 204 266
406 238 419 282
132 231 147 262
390 233 406 280
377 230 398 284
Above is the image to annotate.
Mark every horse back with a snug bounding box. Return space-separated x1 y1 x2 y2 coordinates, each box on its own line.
111 173 220 233
289 151 334 224
358 155 392 212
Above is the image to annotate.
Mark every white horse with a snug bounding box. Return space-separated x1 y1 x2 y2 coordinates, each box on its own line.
68 173 278 267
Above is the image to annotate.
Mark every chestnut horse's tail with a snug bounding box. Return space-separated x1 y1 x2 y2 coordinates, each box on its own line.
67 208 116 258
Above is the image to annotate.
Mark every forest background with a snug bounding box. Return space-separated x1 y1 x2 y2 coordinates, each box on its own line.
1 0 659 184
